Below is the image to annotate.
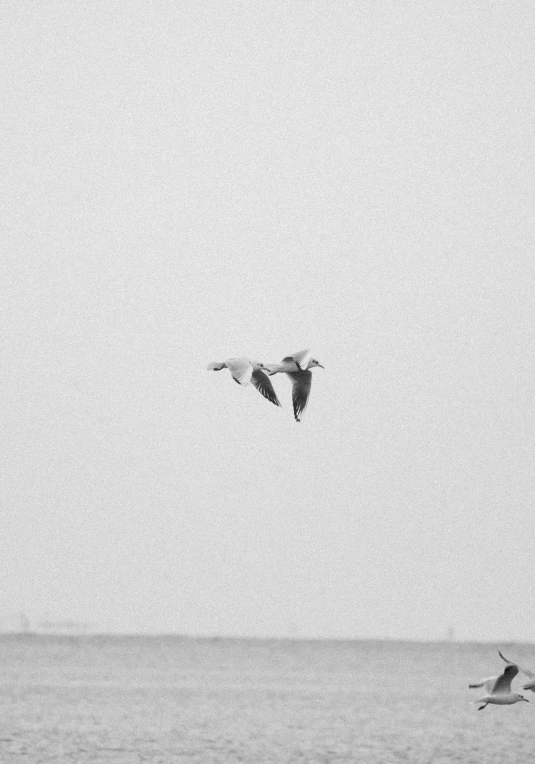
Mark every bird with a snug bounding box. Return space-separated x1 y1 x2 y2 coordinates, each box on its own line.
206 357 281 408
263 350 324 422
498 650 535 692
470 664 529 710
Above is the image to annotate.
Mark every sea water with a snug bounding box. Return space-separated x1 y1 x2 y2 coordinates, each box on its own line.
1 635 534 763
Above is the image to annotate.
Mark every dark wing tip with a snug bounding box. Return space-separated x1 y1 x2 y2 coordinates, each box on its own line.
263 388 282 407
251 369 282 407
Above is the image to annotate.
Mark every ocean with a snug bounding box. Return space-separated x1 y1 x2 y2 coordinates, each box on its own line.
1 635 534 763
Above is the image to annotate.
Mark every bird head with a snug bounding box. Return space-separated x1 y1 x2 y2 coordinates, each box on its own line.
309 358 324 369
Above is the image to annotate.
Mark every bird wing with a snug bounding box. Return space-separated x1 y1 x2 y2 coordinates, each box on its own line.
286 370 312 422
262 363 281 376
225 358 253 386
288 349 311 371
469 676 498 691
491 664 518 694
498 650 517 667
251 369 282 407
499 650 535 679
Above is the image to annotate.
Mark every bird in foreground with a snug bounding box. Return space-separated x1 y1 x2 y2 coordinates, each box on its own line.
263 349 324 422
499 650 535 692
207 357 281 408
469 663 528 710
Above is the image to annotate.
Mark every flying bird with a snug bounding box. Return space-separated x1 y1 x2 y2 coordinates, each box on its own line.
207 357 281 408
264 350 324 422
470 664 528 710
499 650 535 692
264 349 324 422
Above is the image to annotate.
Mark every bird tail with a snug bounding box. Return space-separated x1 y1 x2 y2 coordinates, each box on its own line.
207 361 226 371
262 363 281 376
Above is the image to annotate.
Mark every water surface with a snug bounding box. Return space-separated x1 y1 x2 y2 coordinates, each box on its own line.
1 635 534 762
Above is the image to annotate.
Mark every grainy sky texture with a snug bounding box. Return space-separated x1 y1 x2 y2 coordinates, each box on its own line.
2 1 534 640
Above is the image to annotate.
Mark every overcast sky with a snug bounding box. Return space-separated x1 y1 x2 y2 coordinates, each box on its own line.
2 1 534 641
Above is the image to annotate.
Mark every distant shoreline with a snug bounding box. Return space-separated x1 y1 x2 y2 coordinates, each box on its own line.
1 632 533 647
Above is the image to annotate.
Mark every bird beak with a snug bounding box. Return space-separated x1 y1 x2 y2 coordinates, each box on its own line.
523 698 530 702
318 364 325 369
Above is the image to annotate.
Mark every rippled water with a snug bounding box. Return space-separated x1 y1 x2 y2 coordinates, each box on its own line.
1 635 535 762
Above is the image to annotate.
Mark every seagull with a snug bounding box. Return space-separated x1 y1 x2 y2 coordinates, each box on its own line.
263 350 324 422
207 357 281 408
499 650 535 692
470 664 528 710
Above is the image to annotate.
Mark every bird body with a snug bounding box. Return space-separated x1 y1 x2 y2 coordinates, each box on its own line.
207 357 281 408
264 349 323 422
476 690 528 709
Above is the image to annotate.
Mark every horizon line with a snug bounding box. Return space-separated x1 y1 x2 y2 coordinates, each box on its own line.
1 630 534 646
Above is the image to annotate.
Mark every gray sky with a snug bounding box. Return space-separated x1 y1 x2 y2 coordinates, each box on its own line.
2 0 534 641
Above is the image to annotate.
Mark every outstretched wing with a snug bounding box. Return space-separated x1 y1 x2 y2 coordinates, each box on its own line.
491 664 518 694
251 369 282 407
288 349 311 371
225 358 253 386
469 676 498 692
498 650 517 668
499 650 535 680
286 370 312 422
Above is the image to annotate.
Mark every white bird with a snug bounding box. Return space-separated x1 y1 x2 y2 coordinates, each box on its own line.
470 664 529 710
499 650 535 692
263 350 324 422
207 357 281 408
